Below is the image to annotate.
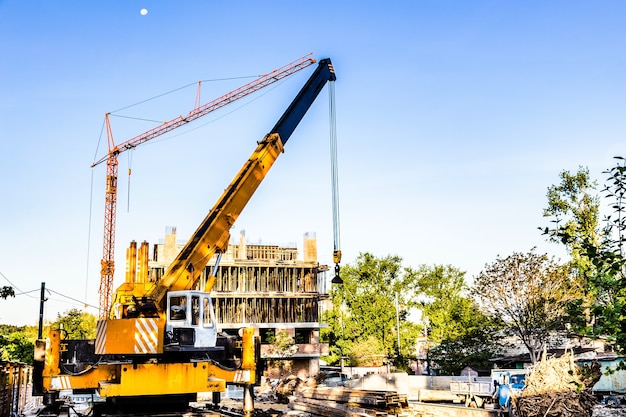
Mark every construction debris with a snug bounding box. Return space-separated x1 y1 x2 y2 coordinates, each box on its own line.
514 350 602 417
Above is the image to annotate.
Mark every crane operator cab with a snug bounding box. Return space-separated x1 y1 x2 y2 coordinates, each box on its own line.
165 290 218 350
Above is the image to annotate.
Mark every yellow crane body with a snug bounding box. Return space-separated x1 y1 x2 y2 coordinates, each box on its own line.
39 328 256 397
94 317 165 355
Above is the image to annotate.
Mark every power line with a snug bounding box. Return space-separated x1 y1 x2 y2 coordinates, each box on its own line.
0 270 24 294
13 288 40 297
46 288 99 310
1 276 99 310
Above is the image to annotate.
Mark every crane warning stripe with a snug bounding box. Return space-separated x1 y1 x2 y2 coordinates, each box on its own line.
232 370 251 383
134 318 159 354
95 321 107 354
51 375 72 390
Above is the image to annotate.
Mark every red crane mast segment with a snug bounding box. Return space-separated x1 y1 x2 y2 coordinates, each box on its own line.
92 54 316 318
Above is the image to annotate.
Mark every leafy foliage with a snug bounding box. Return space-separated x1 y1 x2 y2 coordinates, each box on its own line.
581 157 626 350
415 265 504 375
541 166 600 264
593 156 626 278
50 308 97 339
266 329 298 358
0 324 38 364
349 336 386 367
429 325 502 376
0 309 96 364
471 249 578 363
322 255 500 374
542 157 626 352
415 265 475 342
265 329 298 376
321 253 422 369
0 286 15 299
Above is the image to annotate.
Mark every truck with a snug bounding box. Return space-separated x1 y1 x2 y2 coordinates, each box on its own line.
449 368 529 410
449 376 493 408
33 57 337 416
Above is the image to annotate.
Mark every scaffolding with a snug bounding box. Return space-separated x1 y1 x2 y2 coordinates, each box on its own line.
214 296 318 325
148 228 329 378
213 265 318 293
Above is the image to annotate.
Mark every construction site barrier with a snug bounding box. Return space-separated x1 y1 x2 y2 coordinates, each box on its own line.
1 361 41 417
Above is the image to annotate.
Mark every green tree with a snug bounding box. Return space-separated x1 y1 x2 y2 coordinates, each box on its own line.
1 286 15 299
0 325 37 364
541 167 601 334
415 265 473 342
598 157 626 273
542 157 626 352
471 250 579 363
541 166 600 268
429 325 502 376
415 265 503 375
51 308 97 339
266 329 298 376
321 253 422 370
582 157 626 350
349 336 385 367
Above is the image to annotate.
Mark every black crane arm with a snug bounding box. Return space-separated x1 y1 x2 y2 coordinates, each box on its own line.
271 58 336 145
147 58 336 310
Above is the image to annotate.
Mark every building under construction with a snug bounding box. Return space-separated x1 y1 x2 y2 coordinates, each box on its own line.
148 227 330 379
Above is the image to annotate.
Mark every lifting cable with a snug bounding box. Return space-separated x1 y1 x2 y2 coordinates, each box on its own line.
329 81 342 282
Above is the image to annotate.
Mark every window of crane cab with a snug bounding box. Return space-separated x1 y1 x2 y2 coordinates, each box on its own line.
170 296 187 321
202 296 213 328
191 295 200 325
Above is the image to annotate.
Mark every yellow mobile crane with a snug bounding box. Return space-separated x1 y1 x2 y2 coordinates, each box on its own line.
33 58 336 416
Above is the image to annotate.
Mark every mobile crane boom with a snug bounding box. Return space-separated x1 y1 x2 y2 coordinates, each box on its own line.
34 57 337 416
147 58 336 310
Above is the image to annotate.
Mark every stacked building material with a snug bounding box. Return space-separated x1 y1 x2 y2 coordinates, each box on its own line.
289 386 410 417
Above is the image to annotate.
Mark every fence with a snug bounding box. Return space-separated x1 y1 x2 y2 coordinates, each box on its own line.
1 361 41 417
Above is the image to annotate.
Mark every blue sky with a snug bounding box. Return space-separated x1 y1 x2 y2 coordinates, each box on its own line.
1 1 624 326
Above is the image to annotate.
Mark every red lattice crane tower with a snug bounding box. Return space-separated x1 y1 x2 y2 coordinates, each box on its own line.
91 55 316 318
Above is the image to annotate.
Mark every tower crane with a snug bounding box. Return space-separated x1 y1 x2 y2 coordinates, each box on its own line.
91 55 315 318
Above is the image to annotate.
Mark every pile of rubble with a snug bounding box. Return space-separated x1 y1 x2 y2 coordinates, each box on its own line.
514 351 602 417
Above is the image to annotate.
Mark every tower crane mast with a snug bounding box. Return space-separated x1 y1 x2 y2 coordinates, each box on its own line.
92 55 315 318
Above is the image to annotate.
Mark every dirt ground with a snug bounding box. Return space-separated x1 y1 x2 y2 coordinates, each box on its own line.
215 397 298 416
216 398 626 417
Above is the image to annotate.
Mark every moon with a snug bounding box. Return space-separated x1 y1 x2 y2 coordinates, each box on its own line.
140 8 148 15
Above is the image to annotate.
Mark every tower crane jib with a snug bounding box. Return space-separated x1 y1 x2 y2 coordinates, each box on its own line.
92 54 316 318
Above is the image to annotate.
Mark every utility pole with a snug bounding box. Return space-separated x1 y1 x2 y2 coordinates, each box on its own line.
395 292 401 358
38 282 46 339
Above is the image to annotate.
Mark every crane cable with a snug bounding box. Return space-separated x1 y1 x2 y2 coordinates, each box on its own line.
329 81 342 283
